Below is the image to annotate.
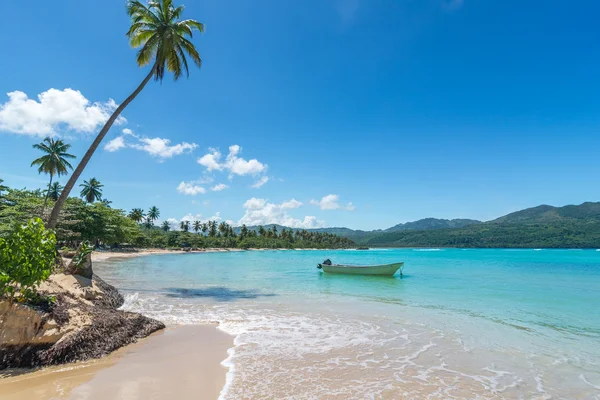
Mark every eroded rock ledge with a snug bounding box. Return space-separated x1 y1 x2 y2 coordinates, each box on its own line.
0 273 164 369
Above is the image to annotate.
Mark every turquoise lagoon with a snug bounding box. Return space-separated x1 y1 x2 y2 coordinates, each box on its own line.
96 249 600 399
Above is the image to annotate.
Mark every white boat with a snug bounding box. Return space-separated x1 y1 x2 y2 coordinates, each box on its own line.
317 261 404 276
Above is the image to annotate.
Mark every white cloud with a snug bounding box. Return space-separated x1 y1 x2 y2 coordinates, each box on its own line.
198 148 223 171
310 194 355 211
251 176 270 188
0 88 124 136
103 128 197 160
281 199 302 209
104 136 126 152
211 183 228 192
177 181 206 195
208 212 222 222
238 198 324 229
197 145 267 177
131 137 197 159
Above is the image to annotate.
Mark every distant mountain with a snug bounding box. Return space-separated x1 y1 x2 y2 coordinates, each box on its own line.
385 218 481 232
492 202 600 224
236 202 600 248
358 202 600 248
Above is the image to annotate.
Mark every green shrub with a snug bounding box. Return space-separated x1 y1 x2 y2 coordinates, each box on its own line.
0 218 56 303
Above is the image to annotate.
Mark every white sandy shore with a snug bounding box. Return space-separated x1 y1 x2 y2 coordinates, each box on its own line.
0 325 233 400
91 248 243 262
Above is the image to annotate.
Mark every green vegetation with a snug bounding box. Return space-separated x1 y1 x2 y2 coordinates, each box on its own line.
80 178 104 203
0 218 56 303
47 0 205 228
328 203 600 248
30 137 75 213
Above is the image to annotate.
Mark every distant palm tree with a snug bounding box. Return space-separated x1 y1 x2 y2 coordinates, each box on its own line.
193 220 201 234
201 222 208 236
0 178 9 196
48 182 63 201
148 206 160 222
162 220 171 232
47 0 204 228
31 137 75 213
208 220 217 237
258 226 266 236
128 208 145 222
80 178 104 203
144 218 154 229
180 220 190 232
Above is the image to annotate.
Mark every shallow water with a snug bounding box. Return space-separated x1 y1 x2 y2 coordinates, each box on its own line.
96 249 600 399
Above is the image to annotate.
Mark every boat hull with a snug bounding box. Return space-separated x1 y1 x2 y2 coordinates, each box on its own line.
321 262 403 276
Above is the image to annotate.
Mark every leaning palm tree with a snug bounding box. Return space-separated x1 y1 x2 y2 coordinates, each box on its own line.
31 137 75 213
147 206 160 222
47 0 204 228
128 208 145 222
80 178 104 203
161 220 171 232
48 182 63 201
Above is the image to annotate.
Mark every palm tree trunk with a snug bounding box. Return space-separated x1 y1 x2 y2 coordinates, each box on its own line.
47 65 156 229
42 173 53 216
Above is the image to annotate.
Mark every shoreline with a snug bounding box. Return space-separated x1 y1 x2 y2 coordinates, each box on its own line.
0 324 233 400
91 248 242 262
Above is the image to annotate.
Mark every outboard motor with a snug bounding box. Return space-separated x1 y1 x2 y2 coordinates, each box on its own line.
317 259 332 269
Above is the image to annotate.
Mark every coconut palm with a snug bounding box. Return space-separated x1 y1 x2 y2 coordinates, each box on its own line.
147 206 160 222
48 182 63 201
128 208 145 222
180 220 190 232
80 178 104 203
144 218 154 229
208 220 217 237
47 0 204 228
193 220 201 234
31 137 75 213
162 220 171 232
0 179 8 196
201 222 208 236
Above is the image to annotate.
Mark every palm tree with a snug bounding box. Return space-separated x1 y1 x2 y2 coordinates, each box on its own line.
0 179 7 196
31 137 76 213
180 220 190 232
148 206 160 222
208 220 217 237
258 226 266 236
201 222 208 236
80 178 104 203
193 220 201 234
48 182 63 201
144 218 154 229
162 220 171 232
128 208 145 222
46 0 204 228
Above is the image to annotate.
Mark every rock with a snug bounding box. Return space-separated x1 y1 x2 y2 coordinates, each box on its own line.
0 272 164 370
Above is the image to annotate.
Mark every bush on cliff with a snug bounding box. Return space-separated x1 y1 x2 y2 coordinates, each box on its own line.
0 218 56 303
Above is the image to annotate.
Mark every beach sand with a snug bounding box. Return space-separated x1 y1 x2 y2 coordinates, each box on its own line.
0 325 232 400
91 248 243 262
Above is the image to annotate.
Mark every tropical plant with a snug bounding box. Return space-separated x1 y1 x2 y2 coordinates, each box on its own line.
47 0 204 228
0 218 56 303
70 241 94 273
143 218 154 229
48 182 63 201
162 220 171 232
193 220 201 234
180 220 190 232
128 208 145 222
148 206 160 222
31 137 75 213
80 178 104 203
0 179 8 198
201 222 208 235
208 220 217 237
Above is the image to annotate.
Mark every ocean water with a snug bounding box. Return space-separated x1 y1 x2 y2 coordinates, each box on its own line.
95 249 600 399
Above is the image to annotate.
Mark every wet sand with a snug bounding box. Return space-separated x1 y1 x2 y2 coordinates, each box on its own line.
0 325 232 400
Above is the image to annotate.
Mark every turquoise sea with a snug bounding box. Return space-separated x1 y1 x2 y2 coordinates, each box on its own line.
96 249 600 399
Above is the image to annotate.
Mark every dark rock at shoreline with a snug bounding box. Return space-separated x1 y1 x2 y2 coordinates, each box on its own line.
0 273 164 370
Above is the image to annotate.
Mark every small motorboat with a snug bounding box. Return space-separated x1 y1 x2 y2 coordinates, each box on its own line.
317 259 404 277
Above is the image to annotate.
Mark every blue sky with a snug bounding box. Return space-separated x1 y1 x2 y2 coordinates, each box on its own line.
1 0 599 230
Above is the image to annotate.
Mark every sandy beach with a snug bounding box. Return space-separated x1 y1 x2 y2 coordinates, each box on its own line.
0 325 232 400
91 248 242 262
